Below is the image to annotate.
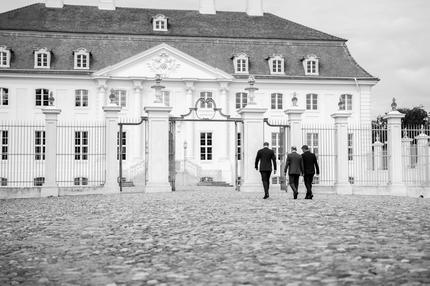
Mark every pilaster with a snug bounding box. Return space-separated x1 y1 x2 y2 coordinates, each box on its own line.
103 104 121 193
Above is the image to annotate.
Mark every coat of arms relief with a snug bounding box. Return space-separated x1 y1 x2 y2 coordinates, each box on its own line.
147 52 180 77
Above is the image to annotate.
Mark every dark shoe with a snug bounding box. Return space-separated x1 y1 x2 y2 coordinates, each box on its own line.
293 192 298 199
305 194 313 200
263 196 269 199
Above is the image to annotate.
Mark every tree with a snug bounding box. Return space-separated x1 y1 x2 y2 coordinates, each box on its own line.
397 106 428 127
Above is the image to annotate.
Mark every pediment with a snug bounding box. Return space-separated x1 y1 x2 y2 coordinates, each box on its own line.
93 43 233 80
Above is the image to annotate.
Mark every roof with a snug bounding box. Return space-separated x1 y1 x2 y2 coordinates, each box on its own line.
0 4 344 41
0 4 376 79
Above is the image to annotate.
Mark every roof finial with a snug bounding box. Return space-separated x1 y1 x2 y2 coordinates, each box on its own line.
391 97 397 111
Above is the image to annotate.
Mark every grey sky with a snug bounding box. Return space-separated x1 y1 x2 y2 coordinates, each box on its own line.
1 0 429 117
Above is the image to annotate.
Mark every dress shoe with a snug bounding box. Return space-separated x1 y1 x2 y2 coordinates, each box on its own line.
263 195 269 199
293 192 298 199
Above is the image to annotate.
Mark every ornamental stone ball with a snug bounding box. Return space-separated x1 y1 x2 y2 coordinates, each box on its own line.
391 97 397 111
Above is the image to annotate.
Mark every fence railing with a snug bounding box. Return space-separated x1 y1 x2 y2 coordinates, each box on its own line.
301 124 336 186
57 121 106 187
347 124 389 186
0 121 46 187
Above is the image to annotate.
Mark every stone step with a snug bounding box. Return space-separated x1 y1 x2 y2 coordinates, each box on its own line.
197 181 233 187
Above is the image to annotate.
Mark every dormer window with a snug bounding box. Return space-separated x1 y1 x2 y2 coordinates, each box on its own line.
233 53 249 74
74 48 90 70
268 55 284 75
0 46 11 68
303 54 319 75
34 48 51 69
152 14 168 31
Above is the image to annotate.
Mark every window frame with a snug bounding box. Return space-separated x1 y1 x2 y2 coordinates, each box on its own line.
34 177 45 187
348 133 353 161
1 130 8 160
0 177 7 186
117 131 126 161
74 177 88 186
75 89 89 107
237 132 241 161
268 55 284 75
271 132 283 161
199 91 213 109
35 130 46 161
200 132 213 161
271 93 283 110
35 88 50 107
306 132 319 156
74 131 89 161
153 14 168 31
162 90 170 107
303 55 319 76
235 92 247 109
0 88 8 106
233 53 249 74
113 89 127 108
340 94 353 111
74 48 90 70
34 48 51 69
305 93 318 111
0 46 11 68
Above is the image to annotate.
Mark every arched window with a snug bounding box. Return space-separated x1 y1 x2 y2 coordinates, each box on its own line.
74 48 90 69
34 48 51 68
153 14 168 31
268 55 284 74
233 53 249 74
303 54 319 75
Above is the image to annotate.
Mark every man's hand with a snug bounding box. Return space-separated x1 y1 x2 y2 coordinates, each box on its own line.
255 167 258 171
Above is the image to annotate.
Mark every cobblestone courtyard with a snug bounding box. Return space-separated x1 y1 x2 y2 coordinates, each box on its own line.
1 189 429 286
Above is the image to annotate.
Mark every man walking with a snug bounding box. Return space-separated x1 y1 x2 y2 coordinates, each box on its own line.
301 145 320 199
284 146 303 199
255 142 277 199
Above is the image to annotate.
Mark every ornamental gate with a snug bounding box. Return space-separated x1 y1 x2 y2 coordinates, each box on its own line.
168 97 243 191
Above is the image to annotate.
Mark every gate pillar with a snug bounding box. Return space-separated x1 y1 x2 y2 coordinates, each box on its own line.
103 103 121 193
285 106 305 149
331 110 352 195
384 107 406 196
144 105 172 192
238 107 267 192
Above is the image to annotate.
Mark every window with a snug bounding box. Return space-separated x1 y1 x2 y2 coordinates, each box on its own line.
1 130 8 160
0 46 11 68
348 133 353 161
235 92 247 109
1 177 7 186
200 132 212 160
153 14 168 31
34 48 51 68
237 133 241 160
117 131 126 160
75 89 88 107
271 93 283 110
306 133 319 156
0 88 8 106
268 55 284 74
233 53 249 74
113 90 127 107
35 89 50 107
74 48 90 69
340 94 353 110
271 132 283 160
162 91 170 106
306 94 318 110
34 177 45 186
200 92 213 108
74 131 88 160
303 54 319 75
35 131 46 160
74 177 88 186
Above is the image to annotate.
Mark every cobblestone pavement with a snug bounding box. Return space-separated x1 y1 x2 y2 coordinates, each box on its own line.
1 189 429 286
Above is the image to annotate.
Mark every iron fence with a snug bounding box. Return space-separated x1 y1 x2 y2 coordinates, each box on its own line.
401 125 430 186
0 121 46 187
347 124 389 186
57 121 106 187
301 124 336 186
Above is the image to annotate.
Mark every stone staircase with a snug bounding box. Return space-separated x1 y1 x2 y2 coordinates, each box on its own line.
197 177 233 187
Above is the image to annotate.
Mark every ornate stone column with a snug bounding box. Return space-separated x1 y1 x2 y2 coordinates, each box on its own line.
383 99 406 196
331 98 352 195
285 93 305 149
41 93 61 197
144 75 172 192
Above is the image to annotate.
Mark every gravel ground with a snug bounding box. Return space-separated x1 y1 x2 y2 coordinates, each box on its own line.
0 189 429 286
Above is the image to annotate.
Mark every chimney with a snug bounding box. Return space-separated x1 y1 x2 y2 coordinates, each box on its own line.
199 0 216 14
45 0 63 8
99 0 116 10
246 0 263 16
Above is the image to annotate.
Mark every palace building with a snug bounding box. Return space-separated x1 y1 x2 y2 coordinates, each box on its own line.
0 0 378 191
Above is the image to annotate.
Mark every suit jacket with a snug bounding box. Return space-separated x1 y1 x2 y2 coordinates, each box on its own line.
284 152 304 175
255 147 277 172
301 151 320 175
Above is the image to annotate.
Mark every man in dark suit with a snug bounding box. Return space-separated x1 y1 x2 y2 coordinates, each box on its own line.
301 145 320 199
284 146 303 199
255 142 277 199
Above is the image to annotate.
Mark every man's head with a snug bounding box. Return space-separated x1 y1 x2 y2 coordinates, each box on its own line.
291 146 297 152
263 142 269 147
301 145 309 152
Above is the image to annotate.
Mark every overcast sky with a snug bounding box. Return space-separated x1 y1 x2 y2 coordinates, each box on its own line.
1 0 429 117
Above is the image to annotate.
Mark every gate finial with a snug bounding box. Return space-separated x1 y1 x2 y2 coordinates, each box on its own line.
245 75 258 105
